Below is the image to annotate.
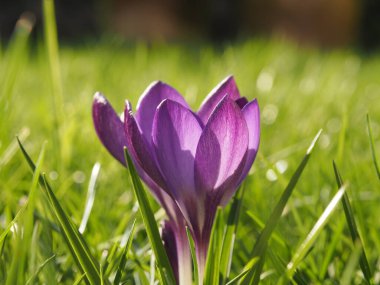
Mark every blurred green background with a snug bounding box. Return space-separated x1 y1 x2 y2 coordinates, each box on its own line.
1 0 380 284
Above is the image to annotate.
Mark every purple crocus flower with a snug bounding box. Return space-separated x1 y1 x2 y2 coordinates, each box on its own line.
92 76 260 284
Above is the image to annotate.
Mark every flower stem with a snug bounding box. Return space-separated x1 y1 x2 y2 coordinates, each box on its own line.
176 227 192 285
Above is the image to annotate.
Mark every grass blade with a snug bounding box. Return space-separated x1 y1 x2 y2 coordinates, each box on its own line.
124 149 175 285
318 216 346 280
204 207 223 285
102 242 120 278
73 273 87 285
26 254 56 285
149 252 156 285
1 138 42 285
42 0 64 165
79 162 101 234
20 142 47 283
0 204 27 246
43 0 64 116
40 171 101 285
113 220 136 285
17 138 102 285
0 127 29 168
241 129 322 284
246 211 287 249
220 184 246 284
38 207 58 285
367 114 380 180
225 257 258 285
186 227 199 285
333 161 373 284
339 241 363 285
286 185 346 279
0 13 34 107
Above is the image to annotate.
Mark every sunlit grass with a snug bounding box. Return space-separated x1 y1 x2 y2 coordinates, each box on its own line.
1 10 380 284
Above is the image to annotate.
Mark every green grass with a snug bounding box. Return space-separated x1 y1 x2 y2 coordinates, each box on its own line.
1 10 380 284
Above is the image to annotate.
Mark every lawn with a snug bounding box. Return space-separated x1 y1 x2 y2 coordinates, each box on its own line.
1 12 380 285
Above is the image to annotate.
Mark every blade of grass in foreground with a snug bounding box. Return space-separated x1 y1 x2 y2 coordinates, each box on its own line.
113 220 136 285
40 172 100 285
240 129 322 285
186 227 199 285
5 140 45 285
318 216 346 280
17 138 102 285
246 211 286 249
124 149 175 285
242 130 322 285
20 142 47 283
225 257 258 285
220 184 246 284
73 273 87 285
286 185 346 279
25 254 56 285
333 161 373 284
367 114 380 180
0 204 27 246
79 162 101 234
204 208 224 285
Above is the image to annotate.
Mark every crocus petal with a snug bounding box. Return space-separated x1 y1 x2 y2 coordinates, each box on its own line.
92 92 126 165
152 99 202 200
124 105 168 191
152 99 204 230
195 96 249 196
236 99 260 185
197 76 241 124
219 99 260 206
135 81 189 144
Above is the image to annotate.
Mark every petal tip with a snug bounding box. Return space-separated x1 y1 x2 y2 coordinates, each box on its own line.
93 92 107 104
150 80 162 87
156 98 170 110
150 80 175 91
220 75 237 88
125 100 133 112
224 74 235 82
252 98 260 113
251 98 259 108
145 80 167 92
136 80 168 108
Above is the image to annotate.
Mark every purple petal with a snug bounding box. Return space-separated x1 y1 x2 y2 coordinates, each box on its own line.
218 99 260 205
236 99 260 186
195 96 249 197
197 76 241 124
152 99 205 230
92 92 126 165
124 105 168 190
135 81 189 144
152 99 202 199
